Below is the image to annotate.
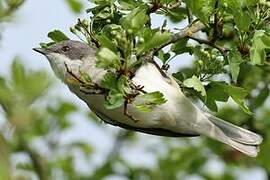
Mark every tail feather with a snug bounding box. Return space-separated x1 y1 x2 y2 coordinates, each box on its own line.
205 113 263 145
225 138 259 157
202 113 262 157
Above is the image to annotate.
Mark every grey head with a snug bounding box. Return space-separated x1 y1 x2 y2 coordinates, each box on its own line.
33 40 94 61
34 40 96 81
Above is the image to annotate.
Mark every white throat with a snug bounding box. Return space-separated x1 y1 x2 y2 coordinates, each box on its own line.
47 53 70 82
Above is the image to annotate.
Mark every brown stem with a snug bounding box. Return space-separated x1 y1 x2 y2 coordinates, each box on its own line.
188 35 227 55
187 7 193 24
18 138 47 180
154 20 205 54
211 0 222 43
124 101 138 122
149 0 181 13
152 61 169 78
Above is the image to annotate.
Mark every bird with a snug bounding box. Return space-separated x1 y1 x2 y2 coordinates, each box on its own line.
33 40 263 157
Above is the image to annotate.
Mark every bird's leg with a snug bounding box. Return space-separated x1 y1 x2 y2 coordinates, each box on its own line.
124 100 139 123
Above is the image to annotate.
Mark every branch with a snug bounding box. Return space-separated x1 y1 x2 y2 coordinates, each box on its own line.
0 134 11 179
188 36 227 55
149 0 182 13
154 20 205 53
19 139 47 180
186 7 193 24
210 0 223 43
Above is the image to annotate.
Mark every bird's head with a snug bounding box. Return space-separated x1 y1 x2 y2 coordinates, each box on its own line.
33 40 95 81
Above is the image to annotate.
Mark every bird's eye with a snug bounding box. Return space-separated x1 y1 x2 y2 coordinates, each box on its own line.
62 46 70 52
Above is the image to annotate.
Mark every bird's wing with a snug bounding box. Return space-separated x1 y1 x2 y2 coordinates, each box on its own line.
90 105 199 137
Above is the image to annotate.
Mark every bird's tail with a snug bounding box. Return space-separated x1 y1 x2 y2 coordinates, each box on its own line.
204 113 263 157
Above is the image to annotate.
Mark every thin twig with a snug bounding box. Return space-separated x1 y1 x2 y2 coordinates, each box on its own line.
152 61 169 78
188 35 227 55
187 7 193 24
154 20 205 54
149 0 181 13
18 138 47 180
211 0 222 43
124 101 138 123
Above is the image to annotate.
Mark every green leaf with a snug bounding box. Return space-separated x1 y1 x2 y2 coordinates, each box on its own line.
66 0 83 13
96 35 118 52
233 10 251 32
205 82 229 112
204 81 251 114
71 142 93 155
11 58 26 87
100 72 118 90
96 48 121 69
162 8 186 23
104 90 125 109
117 75 129 94
228 50 243 83
227 85 252 114
184 0 215 24
251 86 269 108
11 58 51 105
157 50 171 64
170 38 191 55
250 30 270 65
118 0 143 10
133 92 167 112
120 5 149 34
48 30 69 43
137 31 171 54
183 75 206 96
79 69 92 83
231 96 252 115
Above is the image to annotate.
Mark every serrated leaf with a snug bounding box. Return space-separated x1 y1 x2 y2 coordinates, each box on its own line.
96 48 121 69
117 75 129 94
184 0 215 24
228 50 243 83
79 69 92 83
250 30 270 65
163 8 186 23
66 0 83 13
233 11 250 32
137 31 171 54
100 72 118 90
157 50 171 64
231 96 252 115
104 90 125 109
170 38 191 55
204 81 251 114
120 5 149 34
183 75 206 96
227 85 251 114
118 0 143 10
133 91 167 112
48 30 69 43
205 82 229 111
96 35 118 52
251 86 269 108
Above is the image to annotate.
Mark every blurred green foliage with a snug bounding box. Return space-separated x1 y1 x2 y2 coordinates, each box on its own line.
0 0 270 180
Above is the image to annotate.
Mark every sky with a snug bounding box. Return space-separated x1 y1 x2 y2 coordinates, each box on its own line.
0 0 267 179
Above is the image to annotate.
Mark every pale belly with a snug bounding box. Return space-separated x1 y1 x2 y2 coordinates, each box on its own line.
69 63 201 135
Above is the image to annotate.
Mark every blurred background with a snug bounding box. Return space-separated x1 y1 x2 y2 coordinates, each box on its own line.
0 0 269 180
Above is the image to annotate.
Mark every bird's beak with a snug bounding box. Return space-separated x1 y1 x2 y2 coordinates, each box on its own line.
33 47 49 55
